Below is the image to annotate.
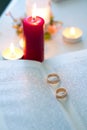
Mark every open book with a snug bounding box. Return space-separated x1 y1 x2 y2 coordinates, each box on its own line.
0 49 87 130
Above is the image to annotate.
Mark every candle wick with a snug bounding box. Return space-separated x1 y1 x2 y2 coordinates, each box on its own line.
33 18 35 21
32 17 36 22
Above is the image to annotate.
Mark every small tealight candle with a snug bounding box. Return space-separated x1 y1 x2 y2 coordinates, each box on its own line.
62 27 83 43
2 43 24 60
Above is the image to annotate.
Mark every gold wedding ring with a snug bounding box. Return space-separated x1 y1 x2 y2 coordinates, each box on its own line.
47 73 60 84
56 87 67 99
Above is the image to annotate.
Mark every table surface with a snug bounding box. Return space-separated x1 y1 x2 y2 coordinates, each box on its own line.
0 0 87 60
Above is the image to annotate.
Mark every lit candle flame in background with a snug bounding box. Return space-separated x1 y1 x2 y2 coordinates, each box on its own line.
32 3 37 20
10 43 16 57
70 27 76 36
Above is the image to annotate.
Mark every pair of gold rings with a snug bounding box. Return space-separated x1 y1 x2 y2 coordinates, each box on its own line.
56 87 67 99
47 73 60 84
47 73 67 99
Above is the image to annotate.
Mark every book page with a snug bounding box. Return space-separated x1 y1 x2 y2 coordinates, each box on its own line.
44 49 87 130
0 60 74 130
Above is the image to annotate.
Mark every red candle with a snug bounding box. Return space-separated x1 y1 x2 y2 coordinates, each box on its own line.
23 16 44 62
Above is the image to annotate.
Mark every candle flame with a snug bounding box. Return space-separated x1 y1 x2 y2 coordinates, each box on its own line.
32 3 37 20
70 27 76 35
10 43 15 55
